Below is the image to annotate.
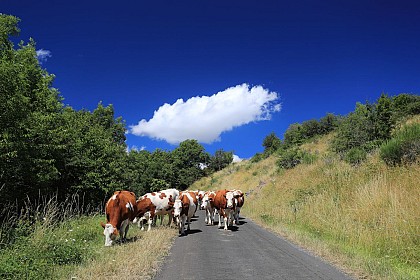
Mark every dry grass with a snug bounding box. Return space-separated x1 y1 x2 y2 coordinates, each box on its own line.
191 133 420 279
67 226 178 280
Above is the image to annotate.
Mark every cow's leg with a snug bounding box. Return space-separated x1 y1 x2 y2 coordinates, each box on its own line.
180 215 187 235
223 214 228 230
204 209 208 224
167 213 173 226
234 208 241 225
187 216 191 231
147 216 153 231
229 210 234 226
120 220 129 242
218 211 222 228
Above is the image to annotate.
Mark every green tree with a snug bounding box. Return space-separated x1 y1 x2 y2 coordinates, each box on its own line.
331 103 374 153
172 140 209 189
262 132 282 156
319 113 340 134
208 149 233 172
284 123 303 147
373 93 393 140
0 15 64 207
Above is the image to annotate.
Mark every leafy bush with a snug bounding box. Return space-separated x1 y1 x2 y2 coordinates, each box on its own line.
276 148 302 169
344 147 367 165
380 123 420 166
250 152 264 163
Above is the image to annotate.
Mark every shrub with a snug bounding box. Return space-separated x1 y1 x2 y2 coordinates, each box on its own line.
380 123 420 166
276 148 302 169
251 153 264 163
344 147 367 165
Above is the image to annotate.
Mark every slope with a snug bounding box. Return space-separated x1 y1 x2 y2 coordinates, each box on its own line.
191 121 420 280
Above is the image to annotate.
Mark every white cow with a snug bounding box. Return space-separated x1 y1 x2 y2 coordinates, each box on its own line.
201 190 217 225
135 188 179 231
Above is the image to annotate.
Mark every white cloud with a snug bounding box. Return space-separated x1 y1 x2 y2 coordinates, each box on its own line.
130 83 281 144
232 154 243 163
126 145 146 153
36 49 52 63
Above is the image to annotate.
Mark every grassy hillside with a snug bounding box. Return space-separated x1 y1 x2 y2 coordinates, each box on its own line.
191 120 420 280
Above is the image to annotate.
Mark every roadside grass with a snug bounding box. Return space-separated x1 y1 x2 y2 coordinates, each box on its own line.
67 225 177 280
191 133 420 280
0 198 177 280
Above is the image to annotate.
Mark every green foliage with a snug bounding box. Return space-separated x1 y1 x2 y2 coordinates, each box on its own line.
0 216 103 280
0 195 103 280
172 140 210 190
391 94 420 122
283 114 340 148
380 123 420 166
208 149 233 172
150 178 169 192
344 147 367 165
331 103 375 153
331 93 419 156
250 152 264 163
262 132 282 156
276 148 303 169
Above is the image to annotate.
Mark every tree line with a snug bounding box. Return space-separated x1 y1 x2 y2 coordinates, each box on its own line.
0 15 232 213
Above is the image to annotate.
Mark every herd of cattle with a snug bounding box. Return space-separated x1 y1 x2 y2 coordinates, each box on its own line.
100 188 245 246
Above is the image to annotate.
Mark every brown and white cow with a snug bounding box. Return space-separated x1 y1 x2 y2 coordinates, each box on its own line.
133 195 157 231
100 190 137 246
196 190 206 208
200 190 216 225
134 188 179 231
213 189 236 230
173 191 198 235
231 189 245 225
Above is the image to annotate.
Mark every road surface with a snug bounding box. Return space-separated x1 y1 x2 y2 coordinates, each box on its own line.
154 211 354 280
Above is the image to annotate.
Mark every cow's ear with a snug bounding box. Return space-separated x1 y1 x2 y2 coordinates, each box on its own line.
100 222 106 229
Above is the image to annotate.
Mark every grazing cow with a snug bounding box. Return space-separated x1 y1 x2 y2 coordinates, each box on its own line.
101 190 137 246
201 190 216 225
135 188 179 231
231 189 245 225
173 191 198 235
213 189 236 230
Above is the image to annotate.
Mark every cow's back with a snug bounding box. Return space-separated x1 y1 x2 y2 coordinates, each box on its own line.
142 188 179 214
105 190 137 227
213 189 228 210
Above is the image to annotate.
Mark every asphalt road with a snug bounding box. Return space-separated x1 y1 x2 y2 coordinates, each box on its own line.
154 210 354 280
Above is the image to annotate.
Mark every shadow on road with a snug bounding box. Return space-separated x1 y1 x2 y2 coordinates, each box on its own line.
179 229 203 237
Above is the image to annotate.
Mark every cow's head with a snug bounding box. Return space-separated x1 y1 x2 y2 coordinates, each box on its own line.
200 194 212 210
225 191 235 209
101 222 118 246
173 198 183 218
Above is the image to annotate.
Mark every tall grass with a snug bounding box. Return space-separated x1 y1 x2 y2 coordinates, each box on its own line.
0 195 178 279
191 132 420 280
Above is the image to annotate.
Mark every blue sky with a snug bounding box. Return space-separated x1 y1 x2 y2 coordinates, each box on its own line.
3 0 420 160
